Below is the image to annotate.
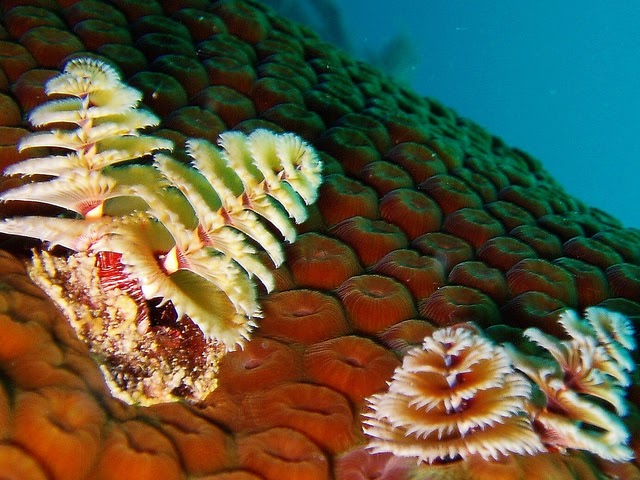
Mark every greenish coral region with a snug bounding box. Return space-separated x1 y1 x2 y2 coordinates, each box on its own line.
0 1 638 479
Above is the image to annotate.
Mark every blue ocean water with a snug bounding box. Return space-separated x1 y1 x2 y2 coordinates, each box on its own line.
278 1 640 228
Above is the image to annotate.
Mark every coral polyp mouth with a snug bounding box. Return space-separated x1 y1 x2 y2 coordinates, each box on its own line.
0 57 322 405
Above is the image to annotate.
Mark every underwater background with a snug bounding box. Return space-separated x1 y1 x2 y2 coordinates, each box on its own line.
266 0 640 228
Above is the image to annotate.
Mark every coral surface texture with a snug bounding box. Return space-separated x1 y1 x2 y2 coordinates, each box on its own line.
0 0 638 479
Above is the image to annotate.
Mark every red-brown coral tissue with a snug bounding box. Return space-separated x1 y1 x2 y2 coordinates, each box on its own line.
0 0 638 479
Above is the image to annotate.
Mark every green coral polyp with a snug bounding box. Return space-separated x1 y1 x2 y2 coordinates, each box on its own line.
0 57 322 404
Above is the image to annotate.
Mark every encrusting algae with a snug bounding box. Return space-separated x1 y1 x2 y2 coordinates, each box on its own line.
0 57 323 405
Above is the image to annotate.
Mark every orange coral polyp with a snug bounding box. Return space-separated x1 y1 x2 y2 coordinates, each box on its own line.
237 428 330 480
91 421 182 480
286 232 362 290
330 216 408 267
373 249 445 302
0 444 48 480
258 289 350 345
245 382 358 455
216 337 302 395
13 388 105 480
304 335 400 402
149 402 235 476
337 274 417 334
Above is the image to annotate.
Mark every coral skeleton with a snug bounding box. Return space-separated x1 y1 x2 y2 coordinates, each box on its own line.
0 57 322 404
363 326 545 464
506 307 636 462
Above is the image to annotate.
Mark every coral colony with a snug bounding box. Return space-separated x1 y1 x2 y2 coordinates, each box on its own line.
0 56 637 472
0 57 322 405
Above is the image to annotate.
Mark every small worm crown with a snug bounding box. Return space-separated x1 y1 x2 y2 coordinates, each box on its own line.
0 57 323 351
364 308 636 466
363 326 545 464
507 306 636 462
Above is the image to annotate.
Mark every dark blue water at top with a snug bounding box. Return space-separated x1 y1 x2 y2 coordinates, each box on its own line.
266 0 640 229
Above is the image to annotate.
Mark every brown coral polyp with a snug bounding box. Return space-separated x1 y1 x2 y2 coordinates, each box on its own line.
203 56 256 95
476 236 538 271
443 207 505 249
317 127 379 177
4 6 65 39
537 214 585 242
285 232 362 290
501 291 566 335
554 257 610 309
149 402 235 476
211 0 269 44
380 188 442 240
9 67 56 112
358 161 413 195
330 217 408 268
19 26 84 68
316 174 379 227
419 173 483 215
258 289 350 345
506 258 577 307
250 77 304 113
63 1 128 27
510 224 563 260
384 141 447 184
372 249 445 302
594 229 640 263
164 106 226 143
91 421 182 480
335 112 391 153
419 285 501 328
412 232 473 274
606 263 640 301
304 335 400 403
245 382 358 455
448 260 509 305
334 447 413 480
150 54 209 98
338 274 416 334
216 337 302 394
378 319 437 353
498 185 552 218
13 387 105 480
563 236 624 269
172 9 226 42
260 102 325 141
237 428 329 480
128 71 188 117
485 200 536 231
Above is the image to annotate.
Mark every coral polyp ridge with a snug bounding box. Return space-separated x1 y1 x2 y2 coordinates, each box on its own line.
0 57 322 405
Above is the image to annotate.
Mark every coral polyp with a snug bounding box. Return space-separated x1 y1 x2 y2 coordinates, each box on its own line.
0 57 322 404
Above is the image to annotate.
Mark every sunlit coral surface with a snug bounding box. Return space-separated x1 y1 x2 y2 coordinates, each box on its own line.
0 0 639 479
